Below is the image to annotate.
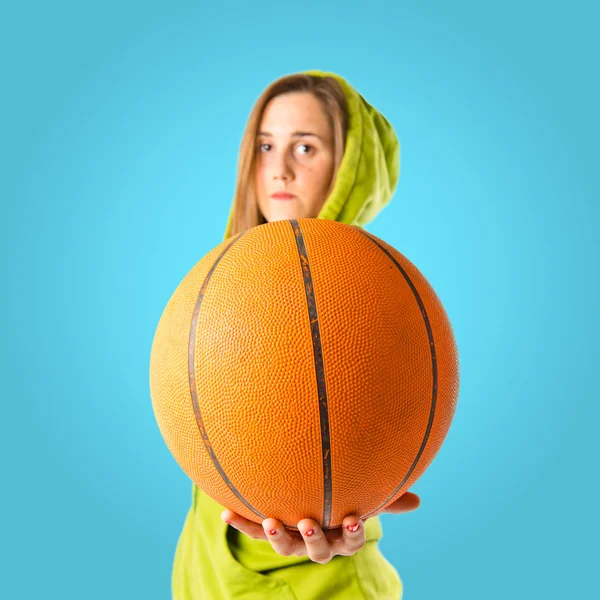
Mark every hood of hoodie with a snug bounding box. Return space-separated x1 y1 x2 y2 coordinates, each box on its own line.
223 70 400 241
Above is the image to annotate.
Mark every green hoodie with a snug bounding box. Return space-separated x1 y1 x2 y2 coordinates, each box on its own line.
172 71 402 599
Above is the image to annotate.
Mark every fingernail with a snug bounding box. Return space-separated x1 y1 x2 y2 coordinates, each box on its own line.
303 528 315 537
224 521 232 525
345 522 360 533
267 529 277 536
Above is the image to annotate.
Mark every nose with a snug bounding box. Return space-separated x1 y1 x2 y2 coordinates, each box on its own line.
271 150 293 182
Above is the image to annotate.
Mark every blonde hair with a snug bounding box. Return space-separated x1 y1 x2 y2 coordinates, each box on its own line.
228 74 348 237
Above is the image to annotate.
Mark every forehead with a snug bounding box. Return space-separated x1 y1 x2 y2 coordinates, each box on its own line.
259 92 330 135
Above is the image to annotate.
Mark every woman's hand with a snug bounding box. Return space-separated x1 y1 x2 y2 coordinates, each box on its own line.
220 492 420 565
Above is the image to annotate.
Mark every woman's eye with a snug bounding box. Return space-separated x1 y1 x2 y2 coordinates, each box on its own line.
258 143 271 152
297 144 312 155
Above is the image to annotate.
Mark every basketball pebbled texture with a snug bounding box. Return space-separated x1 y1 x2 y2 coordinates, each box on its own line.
149 218 459 530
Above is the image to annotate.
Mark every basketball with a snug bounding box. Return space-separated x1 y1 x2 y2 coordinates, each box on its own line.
149 218 459 531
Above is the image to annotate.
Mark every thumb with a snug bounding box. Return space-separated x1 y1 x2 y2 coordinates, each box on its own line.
373 492 421 517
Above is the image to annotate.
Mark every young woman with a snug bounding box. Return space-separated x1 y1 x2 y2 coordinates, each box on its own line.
172 70 421 599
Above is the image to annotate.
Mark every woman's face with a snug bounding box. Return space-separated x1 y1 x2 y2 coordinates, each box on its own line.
255 92 335 223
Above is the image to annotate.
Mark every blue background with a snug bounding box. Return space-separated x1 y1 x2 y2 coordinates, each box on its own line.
1 1 598 598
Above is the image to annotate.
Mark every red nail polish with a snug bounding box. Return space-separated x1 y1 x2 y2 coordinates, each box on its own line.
224 521 232 525
304 528 315 537
267 529 277 536
345 522 360 533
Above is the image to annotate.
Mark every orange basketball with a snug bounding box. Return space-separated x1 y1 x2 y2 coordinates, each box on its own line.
149 218 459 530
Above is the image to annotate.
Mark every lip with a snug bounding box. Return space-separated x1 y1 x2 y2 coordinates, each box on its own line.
270 192 296 200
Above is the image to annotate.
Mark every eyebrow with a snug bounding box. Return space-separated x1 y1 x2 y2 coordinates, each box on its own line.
258 131 323 141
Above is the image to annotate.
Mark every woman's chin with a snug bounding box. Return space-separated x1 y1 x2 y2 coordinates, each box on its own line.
265 209 305 223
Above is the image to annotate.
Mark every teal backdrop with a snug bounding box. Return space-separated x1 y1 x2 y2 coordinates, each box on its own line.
1 1 598 598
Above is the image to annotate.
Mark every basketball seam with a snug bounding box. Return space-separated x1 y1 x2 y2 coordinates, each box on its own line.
290 219 333 530
188 229 268 523
354 227 439 519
